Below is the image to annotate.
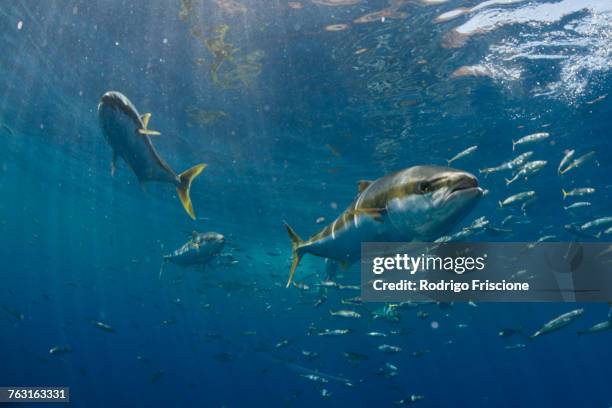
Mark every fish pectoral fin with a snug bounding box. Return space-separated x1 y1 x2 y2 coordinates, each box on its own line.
141 113 152 129
138 128 161 136
351 208 385 223
357 180 373 193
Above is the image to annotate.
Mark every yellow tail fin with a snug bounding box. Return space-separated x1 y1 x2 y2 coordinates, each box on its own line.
284 222 305 288
177 163 207 220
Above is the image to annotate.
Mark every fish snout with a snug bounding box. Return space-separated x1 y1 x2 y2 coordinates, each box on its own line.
204 232 225 245
450 172 481 195
99 91 127 111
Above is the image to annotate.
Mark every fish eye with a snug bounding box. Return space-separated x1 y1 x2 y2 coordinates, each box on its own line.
418 181 432 194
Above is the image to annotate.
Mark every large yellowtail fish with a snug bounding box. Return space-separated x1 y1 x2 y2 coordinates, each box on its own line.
284 165 483 287
98 91 206 219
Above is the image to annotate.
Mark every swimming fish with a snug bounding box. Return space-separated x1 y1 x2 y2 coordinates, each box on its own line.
479 152 533 175
329 310 361 319
284 166 483 286
447 145 478 165
557 149 575 174
98 91 206 219
563 202 591 211
49 346 73 356
527 235 556 248
378 344 402 353
562 188 595 200
564 224 601 239
90 320 115 333
577 320 611 336
159 231 225 277
530 309 584 339
317 328 351 336
499 191 535 208
512 132 549 151
580 217 612 231
505 160 547 185
559 151 595 175
394 395 425 405
366 331 387 337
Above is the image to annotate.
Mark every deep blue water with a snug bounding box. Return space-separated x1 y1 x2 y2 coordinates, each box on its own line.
1 1 612 407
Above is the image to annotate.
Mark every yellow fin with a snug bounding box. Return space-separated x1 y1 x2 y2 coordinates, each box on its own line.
176 163 207 220
138 128 161 136
357 180 373 193
284 222 305 288
141 113 151 129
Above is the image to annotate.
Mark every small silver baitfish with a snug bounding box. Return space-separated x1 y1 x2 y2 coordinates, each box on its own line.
577 320 611 336
557 149 575 174
563 202 591 211
378 344 402 353
512 132 549 151
505 160 547 185
530 309 584 339
562 187 595 200
447 145 478 165
479 151 533 175
580 217 612 231
330 310 361 319
318 329 351 336
499 191 535 208
559 151 595 175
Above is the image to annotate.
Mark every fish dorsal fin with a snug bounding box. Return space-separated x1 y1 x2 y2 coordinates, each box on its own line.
138 112 161 136
192 231 198 240
357 180 372 193
141 113 151 129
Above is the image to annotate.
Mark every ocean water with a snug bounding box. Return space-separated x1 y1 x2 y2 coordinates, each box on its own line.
1 1 612 407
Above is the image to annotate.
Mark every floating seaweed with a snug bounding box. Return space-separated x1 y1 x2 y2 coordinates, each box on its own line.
186 106 227 126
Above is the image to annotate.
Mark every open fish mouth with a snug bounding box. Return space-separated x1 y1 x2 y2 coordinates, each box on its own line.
449 176 482 197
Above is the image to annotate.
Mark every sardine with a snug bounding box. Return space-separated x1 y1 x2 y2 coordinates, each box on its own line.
557 149 575 174
530 309 584 339
559 151 595 175
577 320 611 336
505 160 547 185
564 202 591 211
562 188 595 200
499 191 536 208
447 145 478 165
580 217 612 231
512 132 549 151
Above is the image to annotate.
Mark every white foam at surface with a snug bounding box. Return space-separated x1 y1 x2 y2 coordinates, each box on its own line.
450 0 612 104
